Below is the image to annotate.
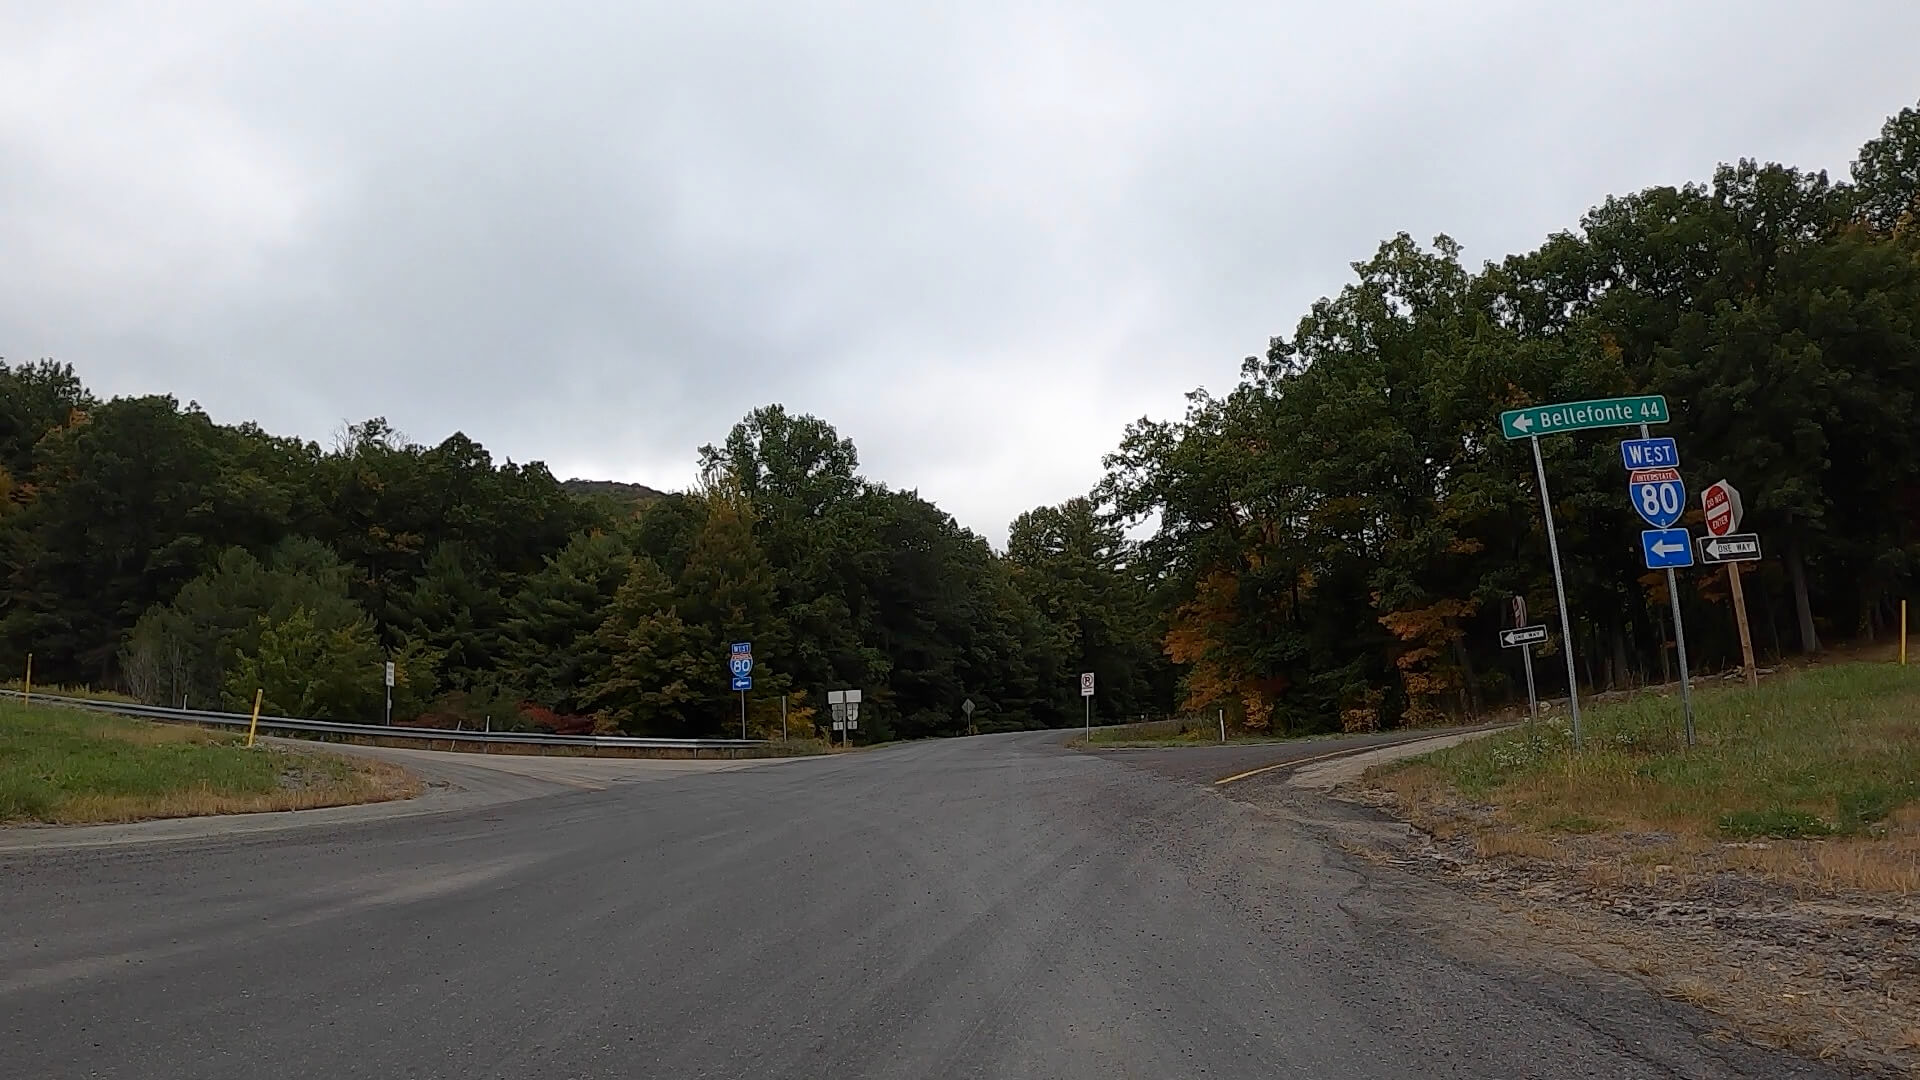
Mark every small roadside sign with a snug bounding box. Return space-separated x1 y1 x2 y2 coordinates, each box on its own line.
731 674 752 691
1080 672 1095 697
1500 395 1667 440
728 641 753 677
1641 528 1694 569
827 689 861 744
1500 625 1549 648
961 698 975 717
1700 521 1763 687
1628 467 1686 529
384 661 395 688
1698 533 1762 563
1702 480 1743 537
1619 437 1679 469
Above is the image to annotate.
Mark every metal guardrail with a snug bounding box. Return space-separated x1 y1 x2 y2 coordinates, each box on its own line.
0 689 769 750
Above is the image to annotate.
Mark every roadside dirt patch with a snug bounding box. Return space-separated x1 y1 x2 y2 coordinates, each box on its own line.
1343 781 1920 1077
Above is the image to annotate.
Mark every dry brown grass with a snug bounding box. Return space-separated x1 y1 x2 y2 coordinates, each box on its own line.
1716 812 1920 896
44 757 421 824
1471 828 1563 861
1663 976 1729 1009
1394 788 1920 899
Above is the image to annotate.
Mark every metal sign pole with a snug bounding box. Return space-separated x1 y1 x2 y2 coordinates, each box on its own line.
1640 422 1695 747
740 690 747 740
1668 572 1695 746
1530 436 1583 749
1521 644 1539 741
781 694 788 742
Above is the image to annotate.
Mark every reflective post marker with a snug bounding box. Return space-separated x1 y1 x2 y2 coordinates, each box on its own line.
1531 436 1583 748
1218 707 1226 744
245 688 264 748
22 653 29 708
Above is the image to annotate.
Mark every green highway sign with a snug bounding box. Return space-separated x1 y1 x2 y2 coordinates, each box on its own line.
1500 395 1668 440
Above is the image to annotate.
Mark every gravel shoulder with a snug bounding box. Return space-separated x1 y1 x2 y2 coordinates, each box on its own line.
1212 742 1920 1078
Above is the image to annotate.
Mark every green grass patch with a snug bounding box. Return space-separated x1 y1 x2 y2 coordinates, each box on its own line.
1718 808 1832 839
1388 662 1920 839
0 699 410 824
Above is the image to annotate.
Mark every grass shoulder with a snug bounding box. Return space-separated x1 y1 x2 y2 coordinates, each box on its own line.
1370 660 1920 893
1361 659 1920 1072
1 699 419 825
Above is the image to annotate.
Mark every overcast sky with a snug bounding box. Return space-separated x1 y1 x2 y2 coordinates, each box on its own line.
4 3 1916 543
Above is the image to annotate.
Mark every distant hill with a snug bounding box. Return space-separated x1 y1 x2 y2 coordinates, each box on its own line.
561 478 666 505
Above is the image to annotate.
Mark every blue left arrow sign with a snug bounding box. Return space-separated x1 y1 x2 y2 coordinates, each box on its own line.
1641 528 1694 569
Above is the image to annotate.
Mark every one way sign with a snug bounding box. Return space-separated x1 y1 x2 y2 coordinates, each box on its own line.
1500 625 1549 648
1697 533 1762 563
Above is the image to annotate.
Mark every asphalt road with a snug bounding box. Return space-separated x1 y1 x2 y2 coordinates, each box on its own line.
0 731 1847 1079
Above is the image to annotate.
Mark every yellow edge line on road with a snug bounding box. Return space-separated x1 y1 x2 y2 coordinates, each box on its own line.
1212 729 1488 786
1213 745 1375 786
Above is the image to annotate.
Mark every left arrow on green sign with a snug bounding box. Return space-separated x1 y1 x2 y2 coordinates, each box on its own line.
1500 395 1668 440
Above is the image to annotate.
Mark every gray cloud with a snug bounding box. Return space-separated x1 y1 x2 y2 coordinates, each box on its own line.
4 1 1917 543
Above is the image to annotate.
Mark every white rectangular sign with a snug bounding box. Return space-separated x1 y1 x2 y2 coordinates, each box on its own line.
1080 672 1095 697
384 661 395 688
1499 625 1549 648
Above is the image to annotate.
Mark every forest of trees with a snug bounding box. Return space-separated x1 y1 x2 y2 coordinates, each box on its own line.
0 385 1165 738
1105 101 1920 732
3 101 1917 740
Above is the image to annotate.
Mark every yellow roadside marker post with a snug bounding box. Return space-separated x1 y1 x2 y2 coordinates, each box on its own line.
245 689 264 748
